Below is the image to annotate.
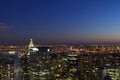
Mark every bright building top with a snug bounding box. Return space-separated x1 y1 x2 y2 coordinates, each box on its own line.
28 39 34 48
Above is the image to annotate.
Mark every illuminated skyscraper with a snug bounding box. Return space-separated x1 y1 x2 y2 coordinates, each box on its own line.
67 51 80 80
28 39 38 56
0 52 21 80
28 47 51 80
28 39 34 49
105 65 120 80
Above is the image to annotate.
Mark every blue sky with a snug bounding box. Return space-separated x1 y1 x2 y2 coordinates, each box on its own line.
0 0 120 45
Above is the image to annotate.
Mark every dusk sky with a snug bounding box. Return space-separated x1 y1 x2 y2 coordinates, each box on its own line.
1 0 120 45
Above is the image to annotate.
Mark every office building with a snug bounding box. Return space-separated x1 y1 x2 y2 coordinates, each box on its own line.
97 67 106 80
106 65 120 80
28 47 51 80
0 52 21 80
67 51 79 80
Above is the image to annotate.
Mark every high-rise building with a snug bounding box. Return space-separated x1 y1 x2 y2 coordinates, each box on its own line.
67 51 80 80
28 47 51 80
97 67 106 80
20 54 30 80
28 39 38 55
0 52 21 80
28 39 34 49
27 39 51 80
105 65 120 80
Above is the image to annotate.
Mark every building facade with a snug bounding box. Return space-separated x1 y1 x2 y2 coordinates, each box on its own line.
28 47 51 80
0 52 21 80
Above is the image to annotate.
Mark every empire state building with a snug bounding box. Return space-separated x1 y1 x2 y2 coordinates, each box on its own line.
28 39 34 48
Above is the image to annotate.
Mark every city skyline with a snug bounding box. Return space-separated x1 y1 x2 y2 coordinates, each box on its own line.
1 0 120 45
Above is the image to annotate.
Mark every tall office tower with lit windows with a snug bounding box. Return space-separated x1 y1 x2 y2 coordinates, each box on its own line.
67 51 80 80
27 39 51 80
0 52 21 80
105 65 120 80
28 47 51 80
20 39 37 80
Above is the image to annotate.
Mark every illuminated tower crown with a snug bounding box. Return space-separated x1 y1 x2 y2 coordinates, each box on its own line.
29 39 34 48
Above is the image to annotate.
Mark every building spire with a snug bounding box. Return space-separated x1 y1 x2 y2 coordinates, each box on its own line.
29 39 34 48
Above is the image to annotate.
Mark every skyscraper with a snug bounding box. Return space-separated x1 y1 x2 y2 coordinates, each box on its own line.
67 51 79 80
0 52 21 80
97 67 106 80
28 47 51 80
27 39 51 80
28 39 34 49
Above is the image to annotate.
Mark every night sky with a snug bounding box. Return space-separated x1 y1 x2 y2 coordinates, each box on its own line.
1 0 120 45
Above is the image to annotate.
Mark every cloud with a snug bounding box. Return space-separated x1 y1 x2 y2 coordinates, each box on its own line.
0 23 8 29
